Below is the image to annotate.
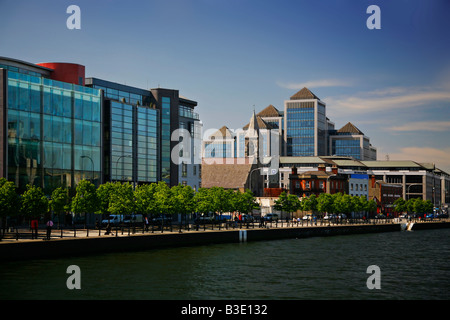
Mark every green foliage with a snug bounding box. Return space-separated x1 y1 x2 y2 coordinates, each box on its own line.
274 191 300 214
0 178 20 218
50 187 70 215
71 180 98 215
108 182 135 216
20 184 49 219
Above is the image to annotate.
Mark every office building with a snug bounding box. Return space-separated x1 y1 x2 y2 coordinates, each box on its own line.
284 87 327 157
329 122 377 160
0 56 201 194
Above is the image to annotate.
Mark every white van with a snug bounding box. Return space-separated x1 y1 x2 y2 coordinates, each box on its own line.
101 215 124 226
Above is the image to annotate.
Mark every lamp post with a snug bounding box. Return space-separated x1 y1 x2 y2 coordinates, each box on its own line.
249 167 261 196
115 154 132 182
80 155 94 182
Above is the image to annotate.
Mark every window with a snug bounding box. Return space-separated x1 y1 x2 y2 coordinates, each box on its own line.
182 162 187 177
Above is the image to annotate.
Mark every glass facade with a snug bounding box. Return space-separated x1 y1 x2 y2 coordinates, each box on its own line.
110 101 134 182
137 106 158 182
161 97 171 183
286 101 315 156
332 138 362 159
6 71 102 194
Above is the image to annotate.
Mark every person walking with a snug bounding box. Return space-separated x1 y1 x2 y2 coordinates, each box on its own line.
46 219 53 240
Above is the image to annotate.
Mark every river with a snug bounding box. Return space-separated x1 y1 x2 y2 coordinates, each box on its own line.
0 228 448 300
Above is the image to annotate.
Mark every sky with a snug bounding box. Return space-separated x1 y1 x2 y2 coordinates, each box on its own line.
1 0 450 172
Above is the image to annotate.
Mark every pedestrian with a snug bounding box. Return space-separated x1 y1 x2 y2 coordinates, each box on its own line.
31 219 38 239
46 219 53 240
105 223 112 235
144 216 149 231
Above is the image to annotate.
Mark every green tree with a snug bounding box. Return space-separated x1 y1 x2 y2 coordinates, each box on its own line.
194 187 214 217
393 198 407 215
154 181 174 230
96 182 117 217
134 183 158 218
21 184 49 220
71 180 98 226
172 184 195 229
275 191 300 219
108 182 135 216
317 193 334 216
0 178 20 236
365 198 377 216
236 189 259 214
50 187 70 227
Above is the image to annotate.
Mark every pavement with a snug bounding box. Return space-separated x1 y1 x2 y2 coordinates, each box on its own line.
1 218 447 244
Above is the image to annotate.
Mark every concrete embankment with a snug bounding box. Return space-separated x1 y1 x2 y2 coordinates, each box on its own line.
0 222 448 262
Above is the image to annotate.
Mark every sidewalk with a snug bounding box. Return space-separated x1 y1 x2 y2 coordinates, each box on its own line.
1 218 447 244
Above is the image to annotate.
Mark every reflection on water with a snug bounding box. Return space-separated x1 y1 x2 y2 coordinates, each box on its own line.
1 228 449 300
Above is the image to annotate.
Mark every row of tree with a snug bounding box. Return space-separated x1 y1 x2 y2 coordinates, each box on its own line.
274 191 378 218
0 178 260 225
393 197 433 215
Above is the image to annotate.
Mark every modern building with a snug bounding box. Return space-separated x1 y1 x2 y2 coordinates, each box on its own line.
329 122 377 160
284 87 327 157
0 56 202 194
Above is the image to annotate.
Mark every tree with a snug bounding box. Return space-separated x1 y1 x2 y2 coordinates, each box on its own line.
194 187 214 217
21 184 49 220
134 183 158 218
171 184 195 229
71 180 98 226
317 193 334 216
0 178 20 235
393 198 407 215
275 191 300 219
96 182 116 217
108 182 135 216
154 181 174 230
236 189 259 215
50 187 70 227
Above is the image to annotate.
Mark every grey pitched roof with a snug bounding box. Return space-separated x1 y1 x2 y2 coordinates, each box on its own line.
290 87 320 100
337 122 364 135
257 105 282 117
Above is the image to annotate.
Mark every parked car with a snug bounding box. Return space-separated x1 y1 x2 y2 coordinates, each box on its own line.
263 213 279 221
152 214 173 224
101 214 124 226
240 214 254 222
124 214 144 224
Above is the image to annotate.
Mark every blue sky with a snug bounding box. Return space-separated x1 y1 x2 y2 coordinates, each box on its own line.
1 0 450 172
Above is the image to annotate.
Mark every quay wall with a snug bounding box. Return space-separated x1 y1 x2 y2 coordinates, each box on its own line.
0 222 448 262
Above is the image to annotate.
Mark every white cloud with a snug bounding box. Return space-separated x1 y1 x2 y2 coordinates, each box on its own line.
387 121 450 132
276 79 353 90
387 147 450 173
325 88 450 114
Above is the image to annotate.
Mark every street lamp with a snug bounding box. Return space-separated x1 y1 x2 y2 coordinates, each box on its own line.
115 154 132 182
249 167 261 196
80 155 94 181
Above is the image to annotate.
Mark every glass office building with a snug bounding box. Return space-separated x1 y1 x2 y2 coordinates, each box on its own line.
86 78 160 185
284 88 327 157
1 67 102 194
1 57 201 195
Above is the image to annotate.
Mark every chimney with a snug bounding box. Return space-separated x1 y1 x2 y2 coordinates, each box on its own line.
291 166 297 175
371 175 376 188
331 165 338 175
318 164 326 172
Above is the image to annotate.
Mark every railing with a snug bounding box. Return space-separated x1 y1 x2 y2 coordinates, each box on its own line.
1 217 448 241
